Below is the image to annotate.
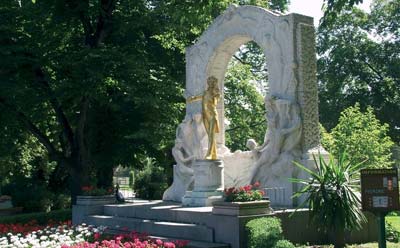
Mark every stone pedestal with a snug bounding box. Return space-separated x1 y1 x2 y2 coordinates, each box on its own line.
182 159 224 206
212 200 272 216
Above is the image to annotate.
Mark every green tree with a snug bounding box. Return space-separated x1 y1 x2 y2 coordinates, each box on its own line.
0 0 289 204
318 0 400 142
133 157 168 200
324 104 394 168
321 0 365 26
0 0 186 203
224 49 266 151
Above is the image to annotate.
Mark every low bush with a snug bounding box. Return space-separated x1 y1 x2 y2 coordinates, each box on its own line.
52 193 71 210
2 176 57 212
274 239 295 248
134 157 168 200
246 217 283 248
0 209 71 225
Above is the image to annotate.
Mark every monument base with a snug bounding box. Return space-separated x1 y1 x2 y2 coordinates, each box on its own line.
182 190 224 207
182 159 224 207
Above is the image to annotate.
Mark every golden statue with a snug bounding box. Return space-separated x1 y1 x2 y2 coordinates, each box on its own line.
202 76 221 160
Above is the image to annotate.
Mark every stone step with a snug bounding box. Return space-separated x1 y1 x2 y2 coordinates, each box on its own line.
148 235 230 248
87 215 215 242
103 201 214 225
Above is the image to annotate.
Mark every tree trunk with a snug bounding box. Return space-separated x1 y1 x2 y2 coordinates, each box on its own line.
96 164 114 189
70 166 83 205
69 152 91 205
333 227 346 248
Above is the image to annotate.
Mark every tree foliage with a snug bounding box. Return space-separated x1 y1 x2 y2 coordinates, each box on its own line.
321 104 394 168
0 0 188 203
0 0 289 204
225 42 267 151
318 0 400 143
321 0 365 26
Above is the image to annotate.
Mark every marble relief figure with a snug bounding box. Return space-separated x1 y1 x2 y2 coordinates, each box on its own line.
251 96 302 184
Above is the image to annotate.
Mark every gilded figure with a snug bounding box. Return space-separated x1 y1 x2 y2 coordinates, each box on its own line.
202 76 221 160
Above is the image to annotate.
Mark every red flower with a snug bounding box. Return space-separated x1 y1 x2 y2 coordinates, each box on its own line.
94 232 101 240
82 185 94 192
243 185 252 192
253 181 261 188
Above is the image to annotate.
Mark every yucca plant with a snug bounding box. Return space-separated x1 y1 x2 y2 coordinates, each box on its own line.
291 152 367 248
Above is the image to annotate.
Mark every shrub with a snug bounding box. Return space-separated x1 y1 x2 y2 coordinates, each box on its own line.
134 157 168 200
324 104 394 168
2 175 55 212
291 152 367 248
0 209 71 225
52 193 71 210
274 239 295 248
246 217 283 248
13 185 54 212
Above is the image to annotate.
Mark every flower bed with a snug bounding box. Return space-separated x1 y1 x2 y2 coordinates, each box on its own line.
213 182 271 216
0 220 188 248
224 182 265 202
0 220 71 236
81 186 114 196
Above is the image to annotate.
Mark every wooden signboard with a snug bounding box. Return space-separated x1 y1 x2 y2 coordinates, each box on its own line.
361 168 400 212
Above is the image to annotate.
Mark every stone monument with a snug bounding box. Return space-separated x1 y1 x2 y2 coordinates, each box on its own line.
181 76 225 206
163 4 327 207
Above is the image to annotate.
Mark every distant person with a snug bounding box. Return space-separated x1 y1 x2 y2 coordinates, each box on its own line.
115 183 125 203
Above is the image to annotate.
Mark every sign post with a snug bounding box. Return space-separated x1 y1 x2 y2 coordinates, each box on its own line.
361 168 400 248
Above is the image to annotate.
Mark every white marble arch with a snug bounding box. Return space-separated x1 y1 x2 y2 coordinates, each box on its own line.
163 5 324 206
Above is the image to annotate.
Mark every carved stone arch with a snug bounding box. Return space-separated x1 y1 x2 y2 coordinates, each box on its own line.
185 5 319 155
164 5 322 206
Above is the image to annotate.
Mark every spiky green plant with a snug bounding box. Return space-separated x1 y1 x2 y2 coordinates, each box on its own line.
291 152 367 248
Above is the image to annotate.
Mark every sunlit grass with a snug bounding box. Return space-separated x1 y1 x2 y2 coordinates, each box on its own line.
387 216 400 231
298 243 400 247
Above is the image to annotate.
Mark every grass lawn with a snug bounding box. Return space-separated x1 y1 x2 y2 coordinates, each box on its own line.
299 243 400 247
298 216 400 247
387 216 400 230
347 243 400 247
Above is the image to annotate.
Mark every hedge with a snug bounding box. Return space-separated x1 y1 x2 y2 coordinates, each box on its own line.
0 209 71 225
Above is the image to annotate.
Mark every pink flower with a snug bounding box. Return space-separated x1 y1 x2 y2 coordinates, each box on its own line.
94 232 101 240
164 242 176 248
123 242 132 248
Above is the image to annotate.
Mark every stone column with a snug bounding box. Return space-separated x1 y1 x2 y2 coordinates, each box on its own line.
182 159 224 206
